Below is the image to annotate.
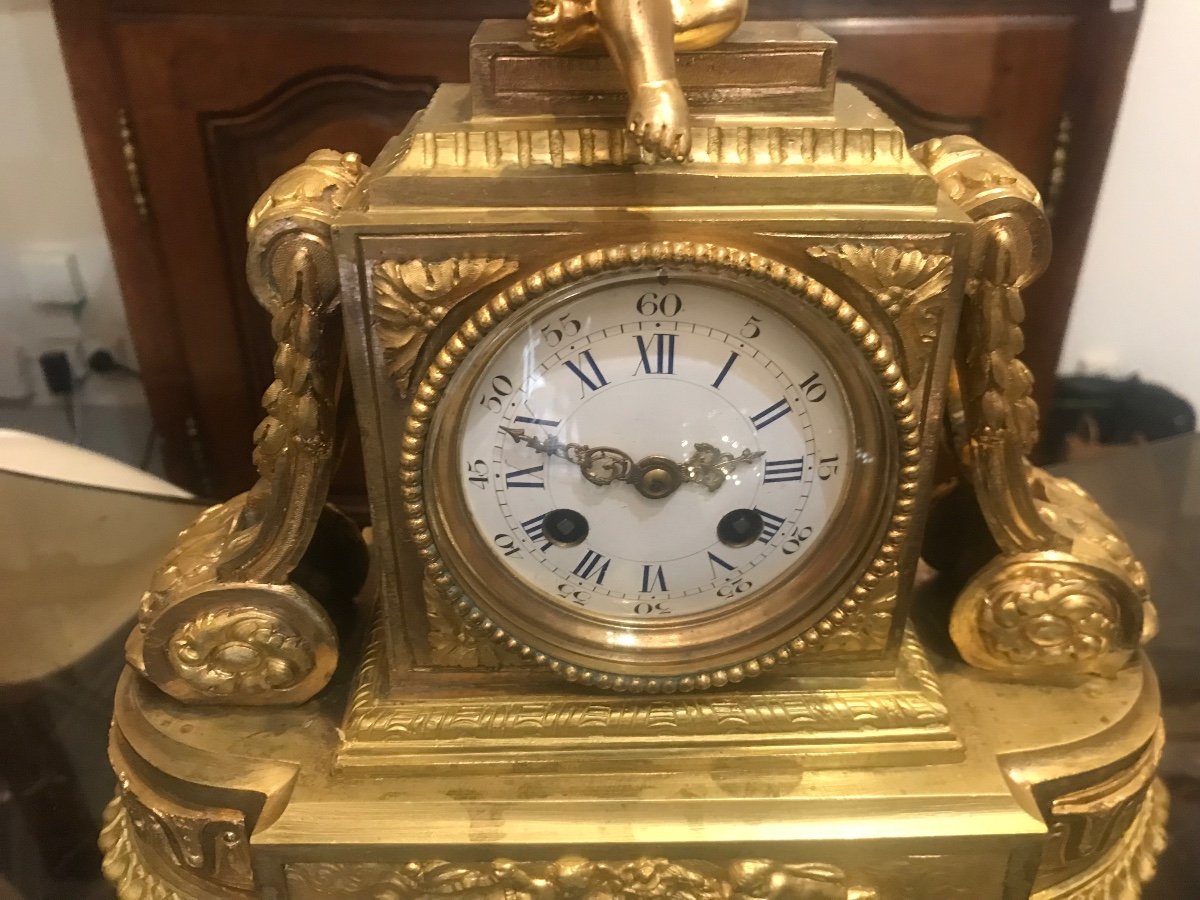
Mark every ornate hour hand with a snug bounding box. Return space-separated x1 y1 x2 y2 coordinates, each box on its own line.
499 427 636 486
500 428 763 499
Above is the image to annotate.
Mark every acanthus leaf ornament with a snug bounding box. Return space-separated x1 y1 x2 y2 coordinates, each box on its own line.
374 257 519 398
423 572 509 669
806 243 953 378
340 619 954 758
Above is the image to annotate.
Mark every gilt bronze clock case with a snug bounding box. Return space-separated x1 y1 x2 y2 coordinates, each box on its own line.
335 50 973 694
102 17 1165 900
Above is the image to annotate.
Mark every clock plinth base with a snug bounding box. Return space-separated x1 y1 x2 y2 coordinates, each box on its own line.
103 635 1166 899
337 624 960 771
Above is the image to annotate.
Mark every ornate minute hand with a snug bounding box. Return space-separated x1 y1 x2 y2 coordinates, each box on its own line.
682 443 766 492
500 428 764 498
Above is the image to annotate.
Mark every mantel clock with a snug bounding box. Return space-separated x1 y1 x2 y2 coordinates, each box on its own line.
103 4 1166 899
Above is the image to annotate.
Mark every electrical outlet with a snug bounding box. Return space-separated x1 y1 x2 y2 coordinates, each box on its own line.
19 246 87 313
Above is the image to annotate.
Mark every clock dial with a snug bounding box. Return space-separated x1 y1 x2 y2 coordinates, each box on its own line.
411 247 913 688
456 271 854 621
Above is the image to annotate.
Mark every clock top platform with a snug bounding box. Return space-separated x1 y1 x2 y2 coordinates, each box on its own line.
347 21 947 213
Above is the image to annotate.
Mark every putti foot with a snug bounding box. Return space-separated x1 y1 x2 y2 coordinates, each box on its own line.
629 78 692 161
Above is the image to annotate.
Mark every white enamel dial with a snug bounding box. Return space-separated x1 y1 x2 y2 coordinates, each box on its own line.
456 270 855 621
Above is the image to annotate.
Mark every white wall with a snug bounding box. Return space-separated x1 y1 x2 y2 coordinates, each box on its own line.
1060 0 1200 412
0 0 134 401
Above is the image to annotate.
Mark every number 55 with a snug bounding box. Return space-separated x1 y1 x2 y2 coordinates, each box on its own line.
540 312 582 347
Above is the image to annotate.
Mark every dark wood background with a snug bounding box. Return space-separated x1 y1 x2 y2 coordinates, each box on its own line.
51 0 1143 502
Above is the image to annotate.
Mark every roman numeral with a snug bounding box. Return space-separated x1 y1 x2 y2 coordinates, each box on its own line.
712 351 738 389
514 415 560 428
756 508 787 543
565 350 609 393
641 564 668 593
634 334 676 375
751 398 792 431
573 550 611 584
707 551 736 578
522 514 551 551
505 464 545 489
764 458 805 484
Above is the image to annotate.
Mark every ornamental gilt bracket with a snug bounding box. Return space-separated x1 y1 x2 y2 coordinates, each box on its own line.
127 150 370 706
913 135 1156 680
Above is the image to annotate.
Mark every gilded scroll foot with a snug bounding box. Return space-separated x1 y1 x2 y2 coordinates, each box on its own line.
129 497 364 704
913 135 1154 681
128 150 367 706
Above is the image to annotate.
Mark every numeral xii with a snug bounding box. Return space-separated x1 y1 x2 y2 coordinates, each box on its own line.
634 334 676 375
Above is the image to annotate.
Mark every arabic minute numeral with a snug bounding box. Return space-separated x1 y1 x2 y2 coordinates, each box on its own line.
718 579 754 598
800 371 827 403
466 459 489 489
740 315 762 339
635 291 683 317
634 602 672 616
558 583 591 607
539 312 582 347
782 525 814 556
479 374 514 413
818 456 841 481
492 533 522 557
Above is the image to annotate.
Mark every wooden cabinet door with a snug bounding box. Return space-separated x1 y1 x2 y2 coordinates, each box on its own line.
108 16 481 499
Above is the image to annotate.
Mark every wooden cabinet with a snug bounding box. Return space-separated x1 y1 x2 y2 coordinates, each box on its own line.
53 0 1142 500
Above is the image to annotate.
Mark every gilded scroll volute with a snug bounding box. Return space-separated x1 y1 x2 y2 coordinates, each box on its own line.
128 150 368 706
913 135 1153 680
914 134 1050 291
